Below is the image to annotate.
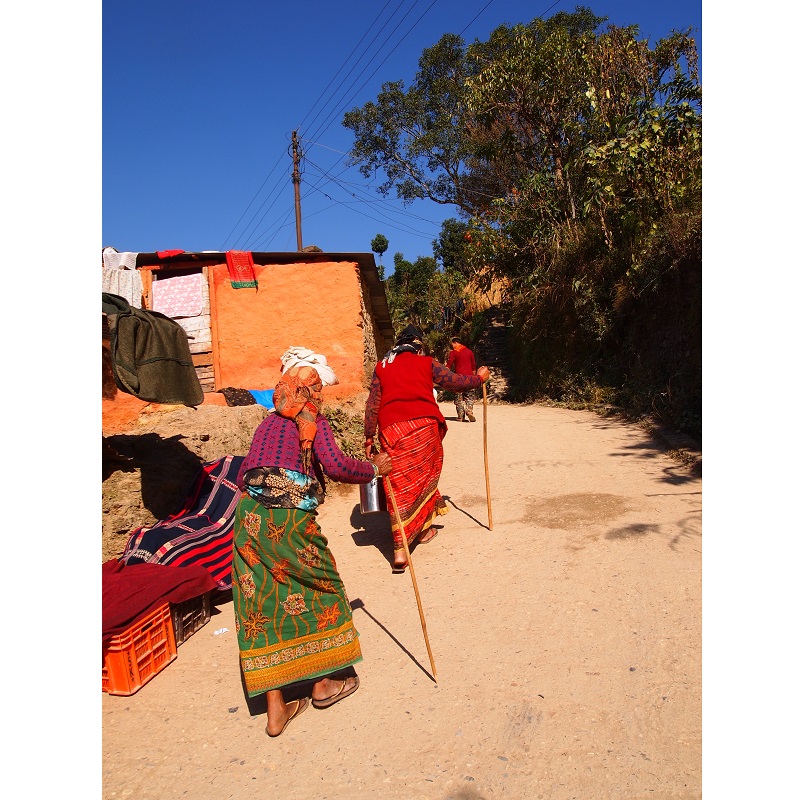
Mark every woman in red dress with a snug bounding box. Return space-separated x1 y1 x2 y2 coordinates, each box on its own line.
364 325 489 572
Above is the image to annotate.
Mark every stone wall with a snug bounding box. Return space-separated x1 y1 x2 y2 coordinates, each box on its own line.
359 271 380 388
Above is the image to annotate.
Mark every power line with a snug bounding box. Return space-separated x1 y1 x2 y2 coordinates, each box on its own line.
294 0 397 133
227 2 417 251
234 137 300 250
225 0 565 253
457 0 499 37
303 174 438 239
286 0 442 222
220 149 285 249
302 162 433 230
303 157 448 227
303 0 440 146
298 1 415 142
302 176 438 240
249 205 296 251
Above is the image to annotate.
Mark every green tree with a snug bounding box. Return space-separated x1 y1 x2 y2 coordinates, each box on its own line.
344 34 485 215
386 252 439 329
345 7 701 435
370 233 389 280
461 14 700 290
466 9 609 224
432 218 471 281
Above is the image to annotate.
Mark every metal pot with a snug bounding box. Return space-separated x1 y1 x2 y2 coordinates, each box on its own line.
359 476 387 514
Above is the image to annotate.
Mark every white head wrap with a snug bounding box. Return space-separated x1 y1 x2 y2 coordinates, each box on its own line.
279 346 339 387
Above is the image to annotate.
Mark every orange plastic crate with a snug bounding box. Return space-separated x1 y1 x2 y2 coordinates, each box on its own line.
171 592 212 647
102 603 177 696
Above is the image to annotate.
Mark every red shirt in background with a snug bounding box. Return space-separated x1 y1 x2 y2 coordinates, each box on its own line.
446 344 476 376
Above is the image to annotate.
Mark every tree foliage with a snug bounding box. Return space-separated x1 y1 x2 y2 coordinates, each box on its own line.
371 232 389 279
385 252 439 328
346 6 702 437
432 218 471 281
371 233 389 260
343 34 484 213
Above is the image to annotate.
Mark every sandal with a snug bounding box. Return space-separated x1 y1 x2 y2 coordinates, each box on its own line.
392 561 408 573
417 528 439 545
266 696 309 737
312 676 360 710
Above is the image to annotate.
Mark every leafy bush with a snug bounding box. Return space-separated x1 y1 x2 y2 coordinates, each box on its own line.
323 405 367 461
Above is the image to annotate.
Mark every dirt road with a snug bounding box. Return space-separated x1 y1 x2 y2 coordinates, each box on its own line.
102 402 701 799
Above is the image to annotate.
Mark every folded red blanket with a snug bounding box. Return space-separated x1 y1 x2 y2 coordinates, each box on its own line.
102 559 218 647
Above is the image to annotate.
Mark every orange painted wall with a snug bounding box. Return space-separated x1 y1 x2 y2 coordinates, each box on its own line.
210 260 368 402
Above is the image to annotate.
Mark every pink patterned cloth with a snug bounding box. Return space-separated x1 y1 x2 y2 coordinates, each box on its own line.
152 273 205 317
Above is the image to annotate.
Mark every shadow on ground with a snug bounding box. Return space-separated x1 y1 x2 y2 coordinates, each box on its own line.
102 432 203 520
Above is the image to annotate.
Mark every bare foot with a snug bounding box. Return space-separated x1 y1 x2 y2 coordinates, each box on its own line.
418 527 439 545
265 697 308 737
311 675 360 709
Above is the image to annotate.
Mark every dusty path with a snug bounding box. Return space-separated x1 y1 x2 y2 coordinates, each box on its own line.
102 402 701 800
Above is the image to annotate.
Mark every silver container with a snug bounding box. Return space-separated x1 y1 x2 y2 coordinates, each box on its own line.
359 476 387 514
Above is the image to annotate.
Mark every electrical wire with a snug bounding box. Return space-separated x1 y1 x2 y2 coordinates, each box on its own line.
220 149 285 249
457 0 499 37
302 0 440 146
235 1 437 249
294 0 397 134
249 205 296 251
302 176 438 240
226 0 566 253
225 1 415 249
302 173 438 238
234 137 301 250
299 1 416 143
303 156 445 227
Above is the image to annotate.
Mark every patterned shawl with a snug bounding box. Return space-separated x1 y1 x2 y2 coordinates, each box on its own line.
273 365 323 471
381 324 425 366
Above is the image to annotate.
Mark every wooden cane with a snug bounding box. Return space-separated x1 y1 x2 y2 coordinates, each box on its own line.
482 382 493 530
383 475 438 682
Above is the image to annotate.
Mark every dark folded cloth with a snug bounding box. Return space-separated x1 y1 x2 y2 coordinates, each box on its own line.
102 292 204 406
220 387 257 406
220 388 275 409
102 559 217 648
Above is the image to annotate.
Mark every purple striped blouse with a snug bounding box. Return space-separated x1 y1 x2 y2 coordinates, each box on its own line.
236 413 374 489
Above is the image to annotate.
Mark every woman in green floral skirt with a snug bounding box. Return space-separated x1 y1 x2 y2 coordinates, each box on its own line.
232 355 392 737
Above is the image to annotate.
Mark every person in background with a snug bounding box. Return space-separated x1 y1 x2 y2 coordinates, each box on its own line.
232 353 392 738
446 336 479 422
364 325 490 573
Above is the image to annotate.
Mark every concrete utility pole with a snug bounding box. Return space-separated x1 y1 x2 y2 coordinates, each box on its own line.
291 130 303 251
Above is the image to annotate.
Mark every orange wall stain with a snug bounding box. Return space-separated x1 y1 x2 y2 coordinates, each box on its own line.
211 260 367 401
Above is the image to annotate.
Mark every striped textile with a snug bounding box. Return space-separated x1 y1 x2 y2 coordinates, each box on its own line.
379 417 448 554
122 455 244 589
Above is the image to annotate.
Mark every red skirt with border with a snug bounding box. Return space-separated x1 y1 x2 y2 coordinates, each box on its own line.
379 417 448 552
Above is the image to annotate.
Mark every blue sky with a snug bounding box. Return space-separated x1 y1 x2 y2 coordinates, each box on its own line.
102 0 701 270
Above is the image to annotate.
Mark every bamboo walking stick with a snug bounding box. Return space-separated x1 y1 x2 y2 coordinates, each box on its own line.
482 382 493 530
383 476 438 682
